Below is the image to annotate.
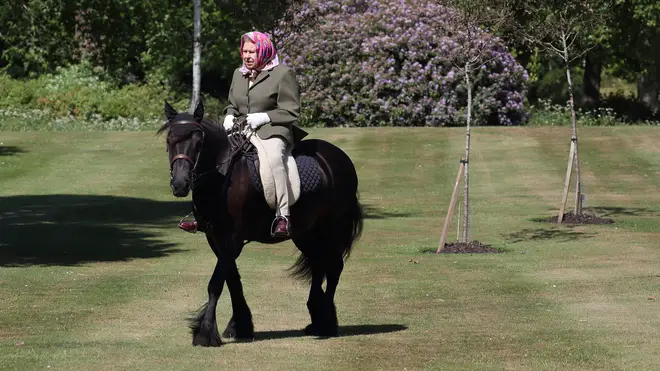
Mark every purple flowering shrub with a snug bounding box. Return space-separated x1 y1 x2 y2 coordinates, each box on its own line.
277 0 529 127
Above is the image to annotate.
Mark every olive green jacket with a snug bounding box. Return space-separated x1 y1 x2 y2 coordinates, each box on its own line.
222 64 308 144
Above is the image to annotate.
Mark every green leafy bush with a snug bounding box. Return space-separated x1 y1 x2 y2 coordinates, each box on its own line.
527 65 584 106
0 63 227 131
528 99 658 126
0 75 43 107
599 91 660 122
280 0 529 127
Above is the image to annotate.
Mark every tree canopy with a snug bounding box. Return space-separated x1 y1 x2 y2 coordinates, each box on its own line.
1 0 657 112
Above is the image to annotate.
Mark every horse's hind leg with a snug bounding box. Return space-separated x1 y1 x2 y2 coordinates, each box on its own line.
305 258 326 336
317 215 357 336
294 231 344 337
291 234 326 336
322 252 344 336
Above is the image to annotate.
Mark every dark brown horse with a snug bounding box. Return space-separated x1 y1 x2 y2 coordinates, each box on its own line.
159 100 363 346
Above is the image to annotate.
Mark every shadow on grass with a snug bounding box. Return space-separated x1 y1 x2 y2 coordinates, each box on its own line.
0 145 26 156
253 324 408 341
0 194 191 266
585 206 660 218
503 227 596 244
362 204 417 219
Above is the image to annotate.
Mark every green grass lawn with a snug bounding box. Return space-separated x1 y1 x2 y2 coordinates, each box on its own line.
1 127 659 370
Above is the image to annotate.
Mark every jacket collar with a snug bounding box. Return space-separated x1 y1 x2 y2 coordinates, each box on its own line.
248 69 271 90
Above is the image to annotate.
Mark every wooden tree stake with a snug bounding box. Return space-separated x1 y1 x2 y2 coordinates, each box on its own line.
558 140 576 223
456 200 461 241
437 162 465 253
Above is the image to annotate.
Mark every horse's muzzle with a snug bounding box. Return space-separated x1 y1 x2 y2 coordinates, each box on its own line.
171 177 191 197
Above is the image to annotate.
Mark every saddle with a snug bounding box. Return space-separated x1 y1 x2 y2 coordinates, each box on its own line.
229 132 323 209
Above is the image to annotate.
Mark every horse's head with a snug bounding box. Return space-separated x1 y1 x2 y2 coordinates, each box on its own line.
159 100 206 197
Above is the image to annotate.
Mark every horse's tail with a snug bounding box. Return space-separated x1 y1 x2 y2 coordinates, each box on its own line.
342 191 364 260
289 191 364 282
289 253 313 282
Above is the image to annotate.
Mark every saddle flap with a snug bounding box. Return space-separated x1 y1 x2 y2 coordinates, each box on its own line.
244 137 324 210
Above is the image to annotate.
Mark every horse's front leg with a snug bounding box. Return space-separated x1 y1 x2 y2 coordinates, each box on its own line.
189 230 231 346
222 240 254 340
190 257 225 347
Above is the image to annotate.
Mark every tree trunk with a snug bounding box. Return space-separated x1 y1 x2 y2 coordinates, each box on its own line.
654 34 660 112
637 75 658 112
189 0 202 114
563 32 582 215
462 64 472 243
638 33 660 113
582 50 601 106
0 40 5 68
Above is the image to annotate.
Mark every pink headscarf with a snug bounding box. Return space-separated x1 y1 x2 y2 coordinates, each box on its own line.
239 31 280 76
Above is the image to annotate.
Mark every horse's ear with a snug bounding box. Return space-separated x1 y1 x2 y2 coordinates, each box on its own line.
164 101 178 121
193 97 204 122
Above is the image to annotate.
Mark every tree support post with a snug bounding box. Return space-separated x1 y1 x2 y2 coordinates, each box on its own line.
437 161 466 253
558 138 576 223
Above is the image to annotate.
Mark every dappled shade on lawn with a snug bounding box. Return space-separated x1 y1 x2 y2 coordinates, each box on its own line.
585 206 660 218
362 204 419 219
504 227 596 244
0 145 26 157
538 212 615 225
0 194 190 266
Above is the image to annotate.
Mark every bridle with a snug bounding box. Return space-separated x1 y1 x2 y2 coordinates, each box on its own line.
170 153 199 172
167 117 255 191
168 121 205 186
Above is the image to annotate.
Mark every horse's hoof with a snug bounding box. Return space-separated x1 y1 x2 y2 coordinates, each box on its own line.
222 328 254 339
223 321 255 340
192 339 222 347
222 327 235 339
223 330 254 341
192 334 222 347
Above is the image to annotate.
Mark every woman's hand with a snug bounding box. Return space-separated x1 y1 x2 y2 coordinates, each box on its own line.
246 112 270 130
223 115 235 131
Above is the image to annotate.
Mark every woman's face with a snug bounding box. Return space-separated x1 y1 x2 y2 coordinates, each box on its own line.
242 40 257 69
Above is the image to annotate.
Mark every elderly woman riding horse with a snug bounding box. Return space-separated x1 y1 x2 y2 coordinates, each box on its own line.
161 31 364 346
179 31 307 237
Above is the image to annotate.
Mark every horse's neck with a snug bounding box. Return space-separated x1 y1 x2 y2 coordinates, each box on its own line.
198 126 230 173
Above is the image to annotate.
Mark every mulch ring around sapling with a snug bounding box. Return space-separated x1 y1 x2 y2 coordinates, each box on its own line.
539 212 615 225
440 240 502 254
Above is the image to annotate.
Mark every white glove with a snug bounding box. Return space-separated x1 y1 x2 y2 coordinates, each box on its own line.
223 115 235 131
246 112 270 130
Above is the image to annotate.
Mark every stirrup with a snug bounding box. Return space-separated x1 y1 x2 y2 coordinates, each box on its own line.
270 215 290 238
178 212 197 233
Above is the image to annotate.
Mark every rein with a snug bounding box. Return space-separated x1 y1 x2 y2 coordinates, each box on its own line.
183 123 255 191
